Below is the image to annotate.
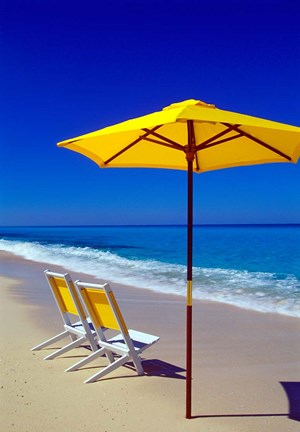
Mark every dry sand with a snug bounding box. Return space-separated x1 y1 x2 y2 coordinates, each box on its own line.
1 251 300 431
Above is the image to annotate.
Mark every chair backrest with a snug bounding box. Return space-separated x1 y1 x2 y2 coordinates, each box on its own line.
45 270 87 325
75 281 129 336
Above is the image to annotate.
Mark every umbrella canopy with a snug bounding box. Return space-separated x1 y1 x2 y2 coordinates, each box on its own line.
58 99 300 171
58 99 300 419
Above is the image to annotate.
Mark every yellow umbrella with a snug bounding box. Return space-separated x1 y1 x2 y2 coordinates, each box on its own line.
58 99 300 418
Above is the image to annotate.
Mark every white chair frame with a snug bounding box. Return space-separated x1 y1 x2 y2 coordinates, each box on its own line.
31 270 99 360
66 281 159 383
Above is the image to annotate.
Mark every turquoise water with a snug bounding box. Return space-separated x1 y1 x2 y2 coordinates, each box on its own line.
1 225 299 317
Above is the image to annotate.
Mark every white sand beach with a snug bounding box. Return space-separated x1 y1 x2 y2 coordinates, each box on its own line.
1 251 300 432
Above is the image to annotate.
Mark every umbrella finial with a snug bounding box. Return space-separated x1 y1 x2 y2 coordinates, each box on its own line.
163 99 216 110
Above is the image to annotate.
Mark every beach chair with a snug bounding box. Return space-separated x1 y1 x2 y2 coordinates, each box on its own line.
65 281 160 383
31 270 99 360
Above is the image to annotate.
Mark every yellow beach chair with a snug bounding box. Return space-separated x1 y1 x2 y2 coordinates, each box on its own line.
66 281 160 382
31 270 98 360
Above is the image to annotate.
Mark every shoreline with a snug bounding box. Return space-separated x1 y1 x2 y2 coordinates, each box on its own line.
1 251 300 431
1 250 299 321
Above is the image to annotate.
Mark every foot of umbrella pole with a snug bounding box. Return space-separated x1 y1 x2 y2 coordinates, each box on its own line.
186 303 192 419
186 404 192 419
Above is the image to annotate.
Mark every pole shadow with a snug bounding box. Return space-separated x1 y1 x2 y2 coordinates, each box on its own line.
191 413 287 419
191 381 300 421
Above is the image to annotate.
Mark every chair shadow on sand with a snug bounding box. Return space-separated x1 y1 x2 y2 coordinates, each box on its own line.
140 359 186 379
191 381 300 421
106 358 186 380
59 350 186 380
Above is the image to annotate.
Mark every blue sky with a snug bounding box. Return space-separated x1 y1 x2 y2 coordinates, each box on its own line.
1 0 300 226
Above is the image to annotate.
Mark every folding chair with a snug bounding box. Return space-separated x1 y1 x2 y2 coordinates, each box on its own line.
31 270 99 360
66 281 160 383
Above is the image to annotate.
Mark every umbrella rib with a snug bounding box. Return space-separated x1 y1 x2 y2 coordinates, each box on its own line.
142 128 184 151
142 136 184 151
104 125 163 165
197 133 243 151
223 123 292 161
195 151 200 171
196 124 241 151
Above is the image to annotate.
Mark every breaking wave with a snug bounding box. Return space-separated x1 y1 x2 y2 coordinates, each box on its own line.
1 239 299 317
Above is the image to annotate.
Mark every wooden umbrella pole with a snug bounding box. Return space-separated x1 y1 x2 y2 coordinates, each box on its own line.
186 120 195 419
186 157 193 419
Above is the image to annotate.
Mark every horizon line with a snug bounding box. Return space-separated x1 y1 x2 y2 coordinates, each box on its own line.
1 223 300 228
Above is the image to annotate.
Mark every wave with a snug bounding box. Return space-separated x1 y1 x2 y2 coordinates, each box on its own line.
1 239 299 317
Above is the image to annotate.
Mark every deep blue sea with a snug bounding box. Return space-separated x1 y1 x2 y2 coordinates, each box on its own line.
1 225 299 317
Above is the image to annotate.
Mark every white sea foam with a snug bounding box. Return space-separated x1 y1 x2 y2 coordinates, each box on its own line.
1 239 299 317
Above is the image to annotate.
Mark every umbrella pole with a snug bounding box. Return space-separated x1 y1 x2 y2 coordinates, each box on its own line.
186 157 193 419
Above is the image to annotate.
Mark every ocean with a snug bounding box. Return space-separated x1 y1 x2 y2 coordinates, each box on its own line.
0 225 299 317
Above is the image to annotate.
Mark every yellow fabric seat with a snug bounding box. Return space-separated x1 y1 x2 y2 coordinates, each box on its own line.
31 270 99 361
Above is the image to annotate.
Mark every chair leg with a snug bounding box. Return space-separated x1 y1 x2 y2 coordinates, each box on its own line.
84 354 130 383
65 347 108 372
89 336 99 352
130 353 144 376
31 331 68 351
43 336 86 360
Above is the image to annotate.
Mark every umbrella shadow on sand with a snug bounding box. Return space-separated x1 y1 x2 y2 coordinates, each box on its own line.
281 382 300 421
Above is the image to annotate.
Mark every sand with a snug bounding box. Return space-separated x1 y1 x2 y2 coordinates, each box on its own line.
1 251 300 431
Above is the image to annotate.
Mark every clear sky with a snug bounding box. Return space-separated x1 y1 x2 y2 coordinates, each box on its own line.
1 0 300 226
